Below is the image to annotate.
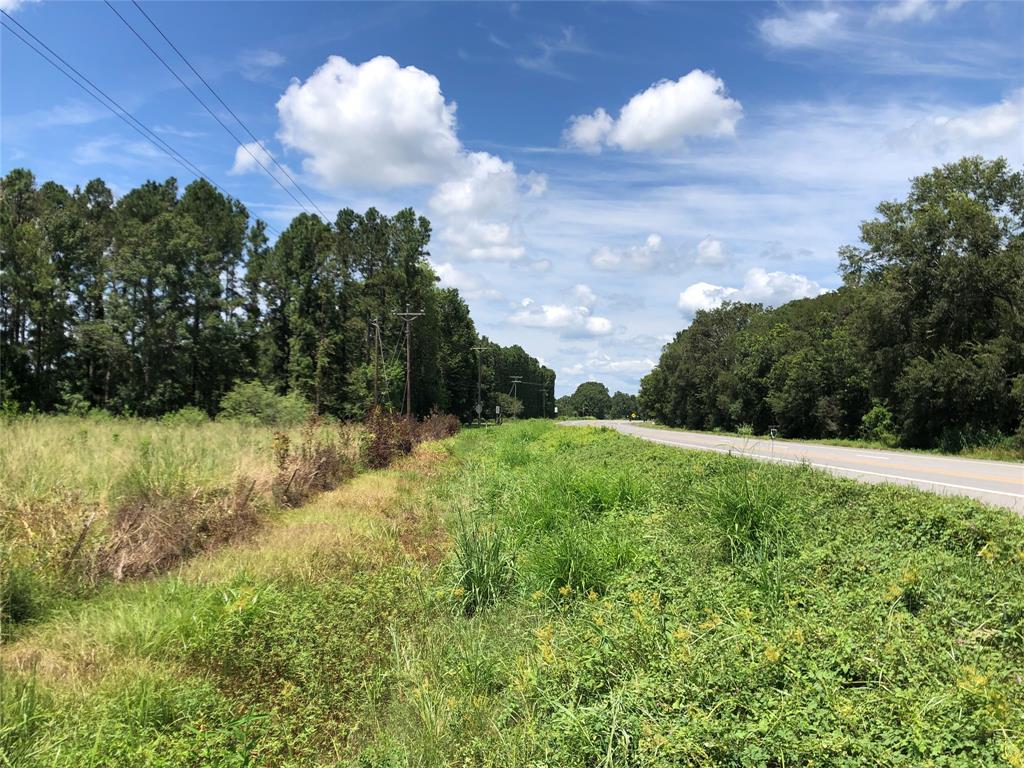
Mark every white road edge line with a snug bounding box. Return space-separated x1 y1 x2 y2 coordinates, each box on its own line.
619 425 1023 470
637 435 1024 500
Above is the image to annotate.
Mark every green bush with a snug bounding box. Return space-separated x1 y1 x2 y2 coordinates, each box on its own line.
160 406 208 426
218 381 311 426
860 403 898 446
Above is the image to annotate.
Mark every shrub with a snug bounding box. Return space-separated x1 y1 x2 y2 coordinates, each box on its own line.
416 410 460 442
272 419 360 507
860 403 897 446
365 408 407 469
736 423 755 436
160 406 208 426
218 381 311 426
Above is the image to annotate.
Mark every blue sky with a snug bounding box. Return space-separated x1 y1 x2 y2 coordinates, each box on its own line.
3 1 1022 396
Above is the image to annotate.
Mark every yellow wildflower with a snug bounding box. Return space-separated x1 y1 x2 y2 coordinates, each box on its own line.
558 584 573 598
764 644 782 664
884 583 903 601
978 541 997 563
958 666 989 694
672 626 691 642
1002 741 1024 768
699 614 722 631
586 589 598 602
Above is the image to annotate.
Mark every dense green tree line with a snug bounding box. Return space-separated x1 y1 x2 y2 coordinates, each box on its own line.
0 169 553 420
639 157 1024 450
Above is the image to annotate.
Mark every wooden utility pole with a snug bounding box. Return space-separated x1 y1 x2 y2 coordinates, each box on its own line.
472 345 489 426
394 304 424 418
509 376 523 419
370 318 381 408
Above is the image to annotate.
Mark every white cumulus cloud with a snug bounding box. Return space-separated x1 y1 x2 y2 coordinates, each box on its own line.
508 298 613 337
678 267 826 318
439 220 525 262
564 70 742 153
431 260 504 302
565 108 614 154
277 55 461 189
758 9 843 49
695 237 731 266
229 140 274 175
893 89 1024 151
590 233 665 271
276 55 545 264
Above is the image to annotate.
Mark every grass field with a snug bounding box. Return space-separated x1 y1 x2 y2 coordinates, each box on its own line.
0 415 364 627
2 420 1023 766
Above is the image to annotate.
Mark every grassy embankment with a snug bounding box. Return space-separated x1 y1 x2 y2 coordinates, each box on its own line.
3 420 1023 766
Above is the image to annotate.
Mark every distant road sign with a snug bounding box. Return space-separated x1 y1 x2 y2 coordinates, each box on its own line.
475 402 483 415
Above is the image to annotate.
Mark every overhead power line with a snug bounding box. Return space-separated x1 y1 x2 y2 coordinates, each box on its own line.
103 1 318 220
0 10 280 237
1 12 206 185
129 0 330 221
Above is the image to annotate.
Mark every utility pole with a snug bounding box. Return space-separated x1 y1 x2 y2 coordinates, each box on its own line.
370 318 381 408
394 304 425 419
471 345 489 426
509 376 523 419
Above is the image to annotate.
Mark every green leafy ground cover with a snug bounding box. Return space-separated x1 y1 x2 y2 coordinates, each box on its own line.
3 421 1023 766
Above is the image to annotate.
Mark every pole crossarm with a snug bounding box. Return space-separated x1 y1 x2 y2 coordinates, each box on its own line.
394 304 425 418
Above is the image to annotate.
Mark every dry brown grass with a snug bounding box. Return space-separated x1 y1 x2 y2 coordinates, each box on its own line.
0 417 369 634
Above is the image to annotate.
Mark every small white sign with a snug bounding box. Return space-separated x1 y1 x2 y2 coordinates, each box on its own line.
495 405 501 415
554 406 558 414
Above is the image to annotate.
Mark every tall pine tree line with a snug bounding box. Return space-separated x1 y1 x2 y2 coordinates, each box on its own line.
0 169 554 420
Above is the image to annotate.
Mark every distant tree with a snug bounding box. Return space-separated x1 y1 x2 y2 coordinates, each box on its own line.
495 393 523 419
608 391 639 419
570 381 612 419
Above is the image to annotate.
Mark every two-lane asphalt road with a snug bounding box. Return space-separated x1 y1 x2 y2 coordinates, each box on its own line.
562 420 1024 514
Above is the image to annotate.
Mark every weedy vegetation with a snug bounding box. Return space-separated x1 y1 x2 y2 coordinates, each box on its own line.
2 420 1022 766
